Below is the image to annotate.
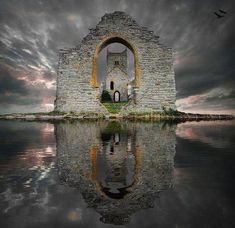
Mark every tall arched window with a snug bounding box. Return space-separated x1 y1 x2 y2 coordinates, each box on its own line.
110 81 114 90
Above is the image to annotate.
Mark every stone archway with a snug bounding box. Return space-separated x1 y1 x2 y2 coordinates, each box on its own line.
91 35 140 88
55 11 176 114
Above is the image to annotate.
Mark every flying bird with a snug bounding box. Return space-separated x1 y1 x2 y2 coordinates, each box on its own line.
219 9 227 14
214 9 227 18
214 12 224 18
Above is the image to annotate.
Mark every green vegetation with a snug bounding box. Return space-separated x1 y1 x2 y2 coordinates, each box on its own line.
48 110 67 116
162 106 181 116
103 121 123 133
101 90 112 102
102 102 128 114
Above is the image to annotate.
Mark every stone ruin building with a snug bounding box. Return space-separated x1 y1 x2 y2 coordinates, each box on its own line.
104 48 130 102
55 11 176 114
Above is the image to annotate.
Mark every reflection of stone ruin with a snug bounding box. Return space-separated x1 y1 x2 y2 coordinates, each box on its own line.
97 124 137 200
56 121 176 225
55 11 176 113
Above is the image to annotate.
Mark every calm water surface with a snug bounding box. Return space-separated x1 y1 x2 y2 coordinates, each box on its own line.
0 120 235 228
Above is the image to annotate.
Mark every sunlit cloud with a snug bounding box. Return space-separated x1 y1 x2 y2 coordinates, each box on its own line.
176 87 235 114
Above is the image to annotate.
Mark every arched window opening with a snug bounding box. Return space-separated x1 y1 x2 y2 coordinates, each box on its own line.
110 81 114 90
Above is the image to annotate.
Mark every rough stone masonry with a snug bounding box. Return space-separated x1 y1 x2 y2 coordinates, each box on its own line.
105 48 129 102
55 11 176 114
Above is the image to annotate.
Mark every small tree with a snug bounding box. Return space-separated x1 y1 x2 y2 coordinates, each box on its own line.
101 90 112 102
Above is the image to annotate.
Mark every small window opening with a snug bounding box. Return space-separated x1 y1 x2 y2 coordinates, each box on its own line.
110 81 114 90
114 61 119 65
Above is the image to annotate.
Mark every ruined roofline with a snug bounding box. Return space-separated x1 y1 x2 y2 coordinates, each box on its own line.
66 11 167 52
101 11 136 22
58 11 169 55
98 11 160 39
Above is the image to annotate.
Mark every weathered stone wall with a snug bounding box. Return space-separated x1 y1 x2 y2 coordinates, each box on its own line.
55 11 176 113
106 49 127 74
106 68 128 102
106 49 128 102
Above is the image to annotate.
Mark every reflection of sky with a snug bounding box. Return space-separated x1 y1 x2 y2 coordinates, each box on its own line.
176 120 235 149
0 122 57 218
0 123 55 174
0 121 83 226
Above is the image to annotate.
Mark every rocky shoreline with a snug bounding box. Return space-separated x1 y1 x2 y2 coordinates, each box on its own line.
0 111 234 122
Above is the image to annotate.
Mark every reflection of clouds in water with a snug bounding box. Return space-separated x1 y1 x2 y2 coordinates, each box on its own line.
176 120 235 149
0 131 56 175
37 162 55 181
41 124 54 133
0 121 89 228
0 188 24 213
67 208 82 222
32 190 58 215
23 177 33 188
0 122 57 216
0 164 57 215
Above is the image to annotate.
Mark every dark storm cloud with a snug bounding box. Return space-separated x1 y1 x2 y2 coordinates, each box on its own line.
0 65 46 108
0 67 28 95
0 0 234 114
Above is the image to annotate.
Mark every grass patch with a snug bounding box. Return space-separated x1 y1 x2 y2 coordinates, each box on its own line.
102 102 128 114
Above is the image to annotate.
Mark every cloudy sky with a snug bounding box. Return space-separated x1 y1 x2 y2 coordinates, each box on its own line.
0 0 234 114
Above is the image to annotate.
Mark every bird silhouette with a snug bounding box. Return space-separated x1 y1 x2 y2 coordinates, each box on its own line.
219 9 227 14
214 12 224 18
214 9 227 18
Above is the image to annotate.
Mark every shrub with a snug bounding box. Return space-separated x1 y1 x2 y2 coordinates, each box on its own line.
101 90 112 102
162 106 178 116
